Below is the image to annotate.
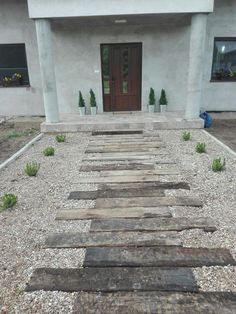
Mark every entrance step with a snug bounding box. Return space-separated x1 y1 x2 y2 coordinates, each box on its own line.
90 217 216 232
73 292 236 314
26 267 198 293
56 207 172 220
95 196 202 208
45 231 182 248
84 247 236 268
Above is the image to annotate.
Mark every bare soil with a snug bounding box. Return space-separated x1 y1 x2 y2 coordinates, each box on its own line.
0 119 42 164
206 119 236 152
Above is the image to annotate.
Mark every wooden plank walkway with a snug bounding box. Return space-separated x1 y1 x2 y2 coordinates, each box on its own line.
56 207 172 220
26 267 199 293
26 131 236 312
45 231 182 248
73 292 236 314
84 247 236 267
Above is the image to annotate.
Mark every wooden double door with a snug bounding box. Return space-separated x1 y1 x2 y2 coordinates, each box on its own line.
101 43 142 112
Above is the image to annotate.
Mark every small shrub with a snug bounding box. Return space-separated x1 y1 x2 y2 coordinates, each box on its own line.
78 91 85 107
212 157 225 172
43 147 55 156
159 89 168 106
0 193 17 211
24 162 40 177
196 143 206 153
90 89 97 107
56 134 66 143
182 131 191 141
148 87 155 106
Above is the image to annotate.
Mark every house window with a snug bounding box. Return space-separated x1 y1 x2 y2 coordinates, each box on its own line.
0 44 30 87
211 38 236 81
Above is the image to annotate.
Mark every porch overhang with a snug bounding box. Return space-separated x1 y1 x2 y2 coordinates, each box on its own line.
27 0 214 19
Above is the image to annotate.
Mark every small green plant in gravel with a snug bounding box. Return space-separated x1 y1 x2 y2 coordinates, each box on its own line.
24 162 40 177
182 131 191 141
0 193 17 211
43 147 55 156
212 157 226 172
55 134 66 143
196 142 206 153
7 129 36 139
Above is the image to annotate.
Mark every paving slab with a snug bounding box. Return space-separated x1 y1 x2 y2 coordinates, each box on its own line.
56 207 172 220
95 196 202 208
84 247 236 267
77 175 180 184
26 267 198 292
45 231 182 248
73 292 236 314
90 217 216 232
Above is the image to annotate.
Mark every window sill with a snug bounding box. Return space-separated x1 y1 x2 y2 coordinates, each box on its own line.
210 80 236 83
0 85 31 88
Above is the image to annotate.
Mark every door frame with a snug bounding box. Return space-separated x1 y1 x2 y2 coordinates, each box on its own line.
100 42 142 112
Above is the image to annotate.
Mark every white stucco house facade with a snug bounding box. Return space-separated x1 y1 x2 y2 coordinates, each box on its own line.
0 0 236 126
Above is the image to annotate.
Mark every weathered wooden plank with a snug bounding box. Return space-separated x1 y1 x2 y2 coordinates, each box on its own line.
87 143 164 149
83 156 160 161
73 292 236 314
80 163 156 172
89 140 163 146
56 207 172 220
26 267 198 292
89 138 162 144
86 152 166 157
99 169 180 177
45 231 182 248
90 217 216 232
95 196 202 208
92 130 143 135
86 147 161 153
99 181 190 190
77 175 180 184
68 188 165 200
84 247 236 267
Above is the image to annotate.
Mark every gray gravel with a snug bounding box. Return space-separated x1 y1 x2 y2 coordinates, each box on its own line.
0 130 236 313
160 129 236 292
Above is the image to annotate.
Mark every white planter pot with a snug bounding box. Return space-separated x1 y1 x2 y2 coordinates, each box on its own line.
79 107 85 116
148 105 155 113
91 107 97 115
160 105 167 113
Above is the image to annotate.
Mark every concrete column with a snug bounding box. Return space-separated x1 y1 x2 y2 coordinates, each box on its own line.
185 14 208 119
35 19 59 123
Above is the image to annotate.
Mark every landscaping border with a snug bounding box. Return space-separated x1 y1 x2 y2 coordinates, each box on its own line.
0 133 43 171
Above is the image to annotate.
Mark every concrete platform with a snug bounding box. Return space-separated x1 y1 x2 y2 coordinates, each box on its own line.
41 112 204 133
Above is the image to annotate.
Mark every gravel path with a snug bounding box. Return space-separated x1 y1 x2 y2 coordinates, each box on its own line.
0 130 235 313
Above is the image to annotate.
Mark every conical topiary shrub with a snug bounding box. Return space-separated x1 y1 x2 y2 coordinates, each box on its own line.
159 89 168 112
90 89 97 115
78 91 85 115
148 87 155 113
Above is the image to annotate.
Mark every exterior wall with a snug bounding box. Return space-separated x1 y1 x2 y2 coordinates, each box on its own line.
28 0 214 19
53 22 190 113
203 0 236 111
0 0 44 116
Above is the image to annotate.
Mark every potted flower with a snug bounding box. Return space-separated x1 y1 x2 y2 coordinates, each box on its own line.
90 89 97 115
148 87 155 113
78 91 86 115
2 73 23 87
159 89 168 113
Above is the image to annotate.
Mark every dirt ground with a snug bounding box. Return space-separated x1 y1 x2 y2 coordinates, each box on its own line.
0 117 44 164
207 119 236 152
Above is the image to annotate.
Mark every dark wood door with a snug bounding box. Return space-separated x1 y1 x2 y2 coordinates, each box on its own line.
101 43 142 112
